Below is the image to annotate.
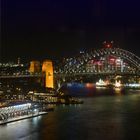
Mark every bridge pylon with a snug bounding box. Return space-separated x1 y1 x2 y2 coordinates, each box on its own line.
29 61 41 73
42 60 54 89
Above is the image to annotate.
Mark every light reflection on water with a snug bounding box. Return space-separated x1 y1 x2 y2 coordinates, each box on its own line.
64 83 140 96
0 89 140 140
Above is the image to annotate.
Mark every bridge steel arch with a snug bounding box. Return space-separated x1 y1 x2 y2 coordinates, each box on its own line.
56 47 140 77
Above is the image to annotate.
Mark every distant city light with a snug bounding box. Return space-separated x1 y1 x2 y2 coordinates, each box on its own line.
115 80 121 88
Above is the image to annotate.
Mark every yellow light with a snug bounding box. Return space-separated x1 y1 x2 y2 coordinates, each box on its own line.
29 61 40 73
115 80 121 88
42 60 54 88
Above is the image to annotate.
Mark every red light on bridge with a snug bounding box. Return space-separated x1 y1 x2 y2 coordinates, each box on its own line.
103 41 114 48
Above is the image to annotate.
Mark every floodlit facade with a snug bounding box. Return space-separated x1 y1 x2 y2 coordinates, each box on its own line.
42 60 54 88
29 61 41 73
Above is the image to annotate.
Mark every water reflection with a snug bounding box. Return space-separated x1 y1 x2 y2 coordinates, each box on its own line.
63 83 133 96
0 90 140 140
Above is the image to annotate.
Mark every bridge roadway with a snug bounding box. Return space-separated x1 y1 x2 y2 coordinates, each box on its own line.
0 74 43 79
0 72 139 79
56 72 140 77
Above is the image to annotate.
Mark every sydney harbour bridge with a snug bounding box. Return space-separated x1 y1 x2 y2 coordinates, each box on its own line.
55 44 140 87
0 43 140 89
55 47 140 76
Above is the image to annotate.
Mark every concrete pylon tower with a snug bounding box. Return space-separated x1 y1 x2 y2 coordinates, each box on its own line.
42 60 54 88
29 61 40 73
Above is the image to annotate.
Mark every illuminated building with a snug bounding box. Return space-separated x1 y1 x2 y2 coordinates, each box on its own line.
42 60 54 88
96 79 107 87
115 80 121 88
17 57 21 65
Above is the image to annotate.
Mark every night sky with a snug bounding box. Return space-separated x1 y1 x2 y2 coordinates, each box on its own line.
1 0 140 62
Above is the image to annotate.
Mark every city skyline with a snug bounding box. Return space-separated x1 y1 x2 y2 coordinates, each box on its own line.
1 0 140 61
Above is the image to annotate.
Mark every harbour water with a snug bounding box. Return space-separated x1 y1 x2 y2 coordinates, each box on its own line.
0 88 140 140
